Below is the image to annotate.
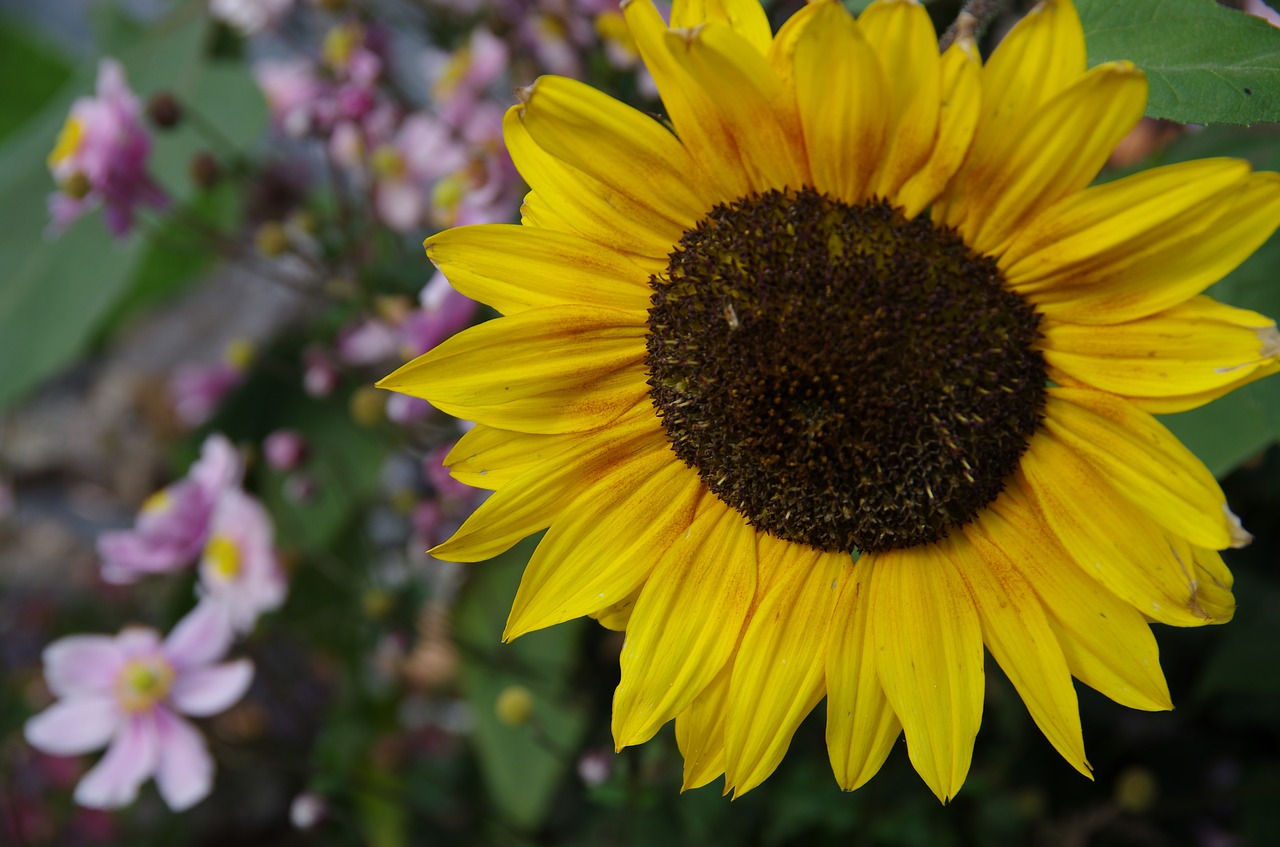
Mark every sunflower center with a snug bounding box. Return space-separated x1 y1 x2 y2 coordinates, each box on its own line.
645 188 1047 554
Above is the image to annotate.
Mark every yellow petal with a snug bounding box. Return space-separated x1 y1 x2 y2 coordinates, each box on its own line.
1020 171 1280 324
987 485 1173 711
825 554 901 792
378 306 648 434
516 76 713 232
792 1 888 205
504 104 681 259
895 35 981 218
1169 536 1237 623
1187 543 1236 622
870 539 984 803
955 523 1090 778
623 0 751 199
425 224 656 316
859 0 941 200
1041 295 1280 414
1043 389 1246 551
724 548 846 796
675 662 731 791
590 587 641 631
942 62 1147 255
444 425 580 490
504 443 703 638
613 499 758 748
1018 429 1227 627
670 0 772 55
977 0 1085 136
661 22 807 192
1000 159 1250 280
434 408 660 562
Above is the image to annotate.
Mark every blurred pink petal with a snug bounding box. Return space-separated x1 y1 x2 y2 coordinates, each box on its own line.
25 697 122 756
73 714 158 810
169 659 254 718
164 601 234 670
153 710 214 811
43 636 123 696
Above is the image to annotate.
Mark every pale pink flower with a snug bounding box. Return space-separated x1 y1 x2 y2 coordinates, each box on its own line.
198 490 286 633
1245 0 1280 27
98 435 242 584
371 112 468 232
403 271 478 357
24 602 253 811
209 0 295 34
263 430 308 471
47 59 166 238
255 59 323 137
386 393 432 425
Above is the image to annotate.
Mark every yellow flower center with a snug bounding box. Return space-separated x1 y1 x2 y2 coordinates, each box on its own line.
116 657 175 713
141 488 173 517
224 338 255 371
48 116 85 170
205 535 243 582
371 145 406 179
322 24 362 70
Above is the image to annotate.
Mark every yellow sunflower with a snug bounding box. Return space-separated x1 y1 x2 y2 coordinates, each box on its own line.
380 0 1280 802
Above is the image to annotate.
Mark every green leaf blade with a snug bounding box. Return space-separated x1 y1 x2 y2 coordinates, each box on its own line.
1078 0 1280 126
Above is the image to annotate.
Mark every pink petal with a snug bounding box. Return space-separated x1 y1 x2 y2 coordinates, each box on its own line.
25 696 121 755
163 601 233 670
170 659 253 717
153 710 214 811
74 713 159 810
43 636 124 696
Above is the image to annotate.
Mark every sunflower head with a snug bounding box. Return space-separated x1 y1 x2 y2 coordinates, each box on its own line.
381 0 1280 803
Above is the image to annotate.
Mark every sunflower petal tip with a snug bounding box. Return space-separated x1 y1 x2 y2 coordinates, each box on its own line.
1258 325 1280 359
1225 505 1253 548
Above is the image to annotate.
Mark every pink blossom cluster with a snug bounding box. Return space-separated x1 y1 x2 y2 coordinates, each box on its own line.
98 433 287 633
47 59 166 238
26 434 286 811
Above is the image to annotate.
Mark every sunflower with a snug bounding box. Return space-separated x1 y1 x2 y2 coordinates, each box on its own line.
380 0 1280 801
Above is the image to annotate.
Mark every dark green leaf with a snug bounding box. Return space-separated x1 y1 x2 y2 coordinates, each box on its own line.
1078 0 1280 126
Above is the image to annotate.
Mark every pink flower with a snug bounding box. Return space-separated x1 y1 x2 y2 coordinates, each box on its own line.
24 603 253 811
255 59 323 137
47 59 166 238
209 0 294 34
168 339 253 428
403 271 478 357
263 430 308 471
371 112 468 232
98 435 241 584
198 490 286 633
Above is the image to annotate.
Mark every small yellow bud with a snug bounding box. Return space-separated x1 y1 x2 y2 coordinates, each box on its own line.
349 385 386 427
495 685 535 726
62 171 92 200
255 221 290 257
1114 766 1158 814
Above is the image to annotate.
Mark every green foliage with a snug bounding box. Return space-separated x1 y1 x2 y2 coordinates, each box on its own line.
454 538 592 833
0 1 265 411
1078 0 1280 126
0 16 72 141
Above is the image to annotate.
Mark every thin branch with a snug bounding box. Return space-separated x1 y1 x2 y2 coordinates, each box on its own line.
940 0 1006 51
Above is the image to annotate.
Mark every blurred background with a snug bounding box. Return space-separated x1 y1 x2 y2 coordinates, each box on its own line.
2 0 1280 844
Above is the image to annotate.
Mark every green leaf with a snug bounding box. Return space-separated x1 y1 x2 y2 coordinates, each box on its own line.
454 538 591 832
1077 0 1280 126
0 16 73 142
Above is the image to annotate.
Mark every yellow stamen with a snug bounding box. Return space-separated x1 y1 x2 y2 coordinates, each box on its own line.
48 116 85 170
205 535 242 582
116 657 175 712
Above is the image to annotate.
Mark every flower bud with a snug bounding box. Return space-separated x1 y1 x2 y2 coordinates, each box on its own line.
495 685 535 727
147 92 183 129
